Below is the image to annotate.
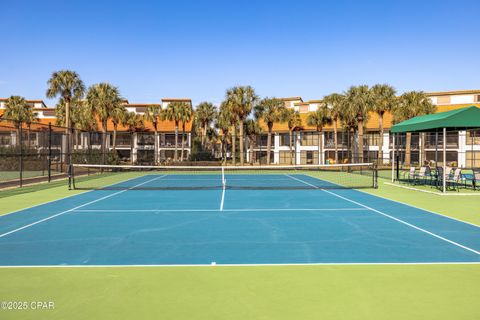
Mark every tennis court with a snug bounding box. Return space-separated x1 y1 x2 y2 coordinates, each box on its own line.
0 165 479 266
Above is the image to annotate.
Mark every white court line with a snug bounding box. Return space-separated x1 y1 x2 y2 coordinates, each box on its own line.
0 175 167 239
0 261 479 268
0 173 159 218
73 208 368 213
284 174 480 256
220 187 226 211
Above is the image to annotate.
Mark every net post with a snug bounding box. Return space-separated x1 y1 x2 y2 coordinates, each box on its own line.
373 162 378 189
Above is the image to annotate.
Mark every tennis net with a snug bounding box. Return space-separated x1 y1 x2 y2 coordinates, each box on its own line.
69 163 378 190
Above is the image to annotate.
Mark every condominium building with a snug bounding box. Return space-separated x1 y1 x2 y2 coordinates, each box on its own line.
0 98 194 164
250 90 480 167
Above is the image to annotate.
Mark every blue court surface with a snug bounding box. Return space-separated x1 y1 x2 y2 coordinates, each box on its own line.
0 173 479 266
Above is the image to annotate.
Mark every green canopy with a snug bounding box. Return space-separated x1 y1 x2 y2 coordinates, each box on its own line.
390 106 480 133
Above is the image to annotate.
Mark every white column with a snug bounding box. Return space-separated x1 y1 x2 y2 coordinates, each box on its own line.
296 133 301 165
383 131 390 164
273 134 280 164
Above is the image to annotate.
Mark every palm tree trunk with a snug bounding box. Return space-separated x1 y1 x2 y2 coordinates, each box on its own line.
174 122 179 162
358 120 364 163
333 118 338 163
202 123 207 147
232 126 236 165
405 132 412 166
181 124 186 161
239 120 244 165
267 125 272 165
16 126 21 146
378 113 384 163
112 124 117 151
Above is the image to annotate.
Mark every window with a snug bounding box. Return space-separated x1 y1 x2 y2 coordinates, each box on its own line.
279 133 292 147
254 151 274 164
425 151 458 166
466 130 480 145
113 133 131 147
255 134 268 147
279 150 293 164
389 133 419 149
0 133 12 145
466 151 480 168
324 131 348 148
424 132 458 148
363 132 380 146
137 134 155 146
300 150 318 165
474 95 480 102
325 150 350 164
300 132 318 146
436 96 451 104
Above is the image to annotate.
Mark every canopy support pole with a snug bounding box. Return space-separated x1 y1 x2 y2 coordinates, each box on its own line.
391 133 395 182
443 127 446 193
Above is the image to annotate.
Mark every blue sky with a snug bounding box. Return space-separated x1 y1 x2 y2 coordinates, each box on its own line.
1 0 479 106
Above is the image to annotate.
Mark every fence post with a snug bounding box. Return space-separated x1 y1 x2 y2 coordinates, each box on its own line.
19 122 23 187
48 123 52 182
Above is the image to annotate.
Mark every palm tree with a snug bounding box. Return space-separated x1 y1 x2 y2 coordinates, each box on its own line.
371 84 397 162
195 102 217 147
217 102 236 163
306 105 332 164
4 96 37 146
204 127 219 156
342 85 373 163
86 83 123 164
323 93 344 163
110 103 127 152
179 102 193 161
225 86 259 165
393 91 436 165
46 70 85 165
255 97 286 164
245 119 263 164
123 112 145 164
161 101 185 162
282 109 302 164
145 105 162 164
55 98 88 149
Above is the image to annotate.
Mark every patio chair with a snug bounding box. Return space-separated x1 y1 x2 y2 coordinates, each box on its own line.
414 166 432 185
434 166 453 188
402 167 416 183
464 168 480 190
446 168 463 191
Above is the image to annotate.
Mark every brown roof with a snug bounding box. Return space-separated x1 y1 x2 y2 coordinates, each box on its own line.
162 98 192 102
125 103 161 107
278 97 303 102
426 90 480 96
0 110 193 133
